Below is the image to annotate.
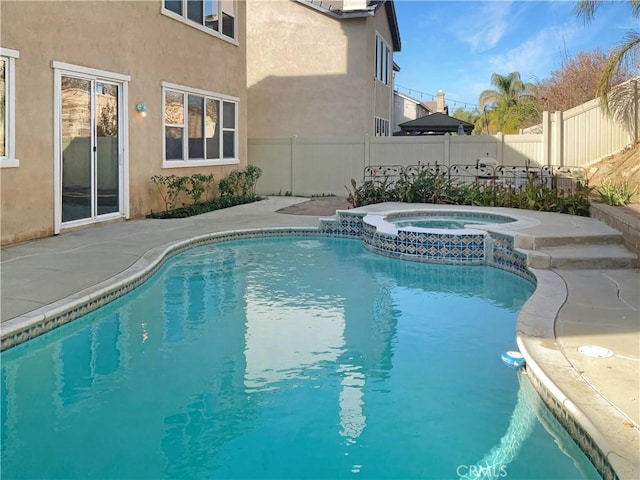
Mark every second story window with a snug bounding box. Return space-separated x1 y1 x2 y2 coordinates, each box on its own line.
375 35 390 85
163 0 236 40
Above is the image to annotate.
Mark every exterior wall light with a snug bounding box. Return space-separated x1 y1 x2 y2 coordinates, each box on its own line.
135 102 147 117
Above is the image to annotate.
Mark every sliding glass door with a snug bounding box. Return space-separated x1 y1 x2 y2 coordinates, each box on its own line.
60 75 122 224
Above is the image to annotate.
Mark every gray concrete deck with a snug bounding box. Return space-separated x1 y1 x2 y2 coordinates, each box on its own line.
1 196 639 478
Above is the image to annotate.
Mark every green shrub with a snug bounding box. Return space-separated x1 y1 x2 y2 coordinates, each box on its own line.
345 177 397 207
150 174 189 211
243 165 263 196
345 169 592 216
219 165 263 197
598 179 637 206
148 195 261 219
151 173 215 210
149 166 263 219
186 173 214 205
218 173 239 197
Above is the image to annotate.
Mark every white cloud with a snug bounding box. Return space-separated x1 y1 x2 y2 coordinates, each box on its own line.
485 22 581 81
444 21 582 103
393 0 632 110
452 2 515 53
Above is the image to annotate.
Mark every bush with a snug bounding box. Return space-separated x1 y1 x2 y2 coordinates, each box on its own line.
150 174 189 211
597 179 637 206
186 173 214 205
147 195 261 219
219 165 263 197
345 177 397 207
345 169 592 216
149 166 263 219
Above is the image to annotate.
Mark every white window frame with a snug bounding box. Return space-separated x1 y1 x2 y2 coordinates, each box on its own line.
161 0 238 45
374 35 390 86
374 117 390 137
1 47 19 168
162 81 239 168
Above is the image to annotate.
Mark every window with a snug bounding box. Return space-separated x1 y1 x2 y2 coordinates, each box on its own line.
374 117 390 137
162 0 236 41
375 35 390 85
162 82 238 166
0 47 19 168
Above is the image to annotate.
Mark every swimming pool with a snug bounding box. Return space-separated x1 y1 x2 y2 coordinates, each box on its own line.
0 237 600 479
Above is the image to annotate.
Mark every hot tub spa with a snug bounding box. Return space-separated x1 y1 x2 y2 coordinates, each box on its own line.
388 211 516 230
361 210 521 267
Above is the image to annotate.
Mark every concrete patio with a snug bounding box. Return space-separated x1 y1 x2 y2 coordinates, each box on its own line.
1 196 638 479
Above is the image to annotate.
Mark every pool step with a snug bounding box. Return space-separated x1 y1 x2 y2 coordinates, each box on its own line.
321 209 639 270
529 233 625 249
527 244 639 269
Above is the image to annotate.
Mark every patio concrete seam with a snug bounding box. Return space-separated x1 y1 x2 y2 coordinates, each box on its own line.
554 273 639 429
516 268 637 480
601 272 640 311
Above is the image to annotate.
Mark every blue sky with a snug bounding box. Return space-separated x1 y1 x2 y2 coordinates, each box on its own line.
393 1 636 112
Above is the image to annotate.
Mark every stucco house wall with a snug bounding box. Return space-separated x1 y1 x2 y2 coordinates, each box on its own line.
0 0 247 245
246 0 399 138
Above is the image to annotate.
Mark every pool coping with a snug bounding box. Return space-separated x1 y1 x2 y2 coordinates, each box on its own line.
1 214 637 480
516 269 633 480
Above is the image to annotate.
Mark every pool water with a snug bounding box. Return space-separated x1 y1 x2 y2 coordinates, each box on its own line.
392 214 514 230
1 237 600 479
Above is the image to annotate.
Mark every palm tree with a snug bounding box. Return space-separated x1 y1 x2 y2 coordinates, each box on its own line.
478 72 535 133
575 0 639 122
479 72 526 110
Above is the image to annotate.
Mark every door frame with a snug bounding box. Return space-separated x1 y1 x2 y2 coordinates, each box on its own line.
52 61 130 234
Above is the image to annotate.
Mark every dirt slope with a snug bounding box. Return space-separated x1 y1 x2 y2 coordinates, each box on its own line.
586 142 640 202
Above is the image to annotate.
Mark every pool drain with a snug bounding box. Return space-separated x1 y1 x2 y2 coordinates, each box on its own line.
577 345 614 358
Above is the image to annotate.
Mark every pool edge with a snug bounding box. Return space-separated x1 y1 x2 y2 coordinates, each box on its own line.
517 268 635 480
0 227 323 350
1 225 628 480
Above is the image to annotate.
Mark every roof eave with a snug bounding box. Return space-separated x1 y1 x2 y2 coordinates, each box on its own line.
294 0 376 19
398 113 474 129
294 0 401 51
383 0 401 51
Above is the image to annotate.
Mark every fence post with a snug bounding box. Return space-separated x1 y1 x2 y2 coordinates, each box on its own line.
443 133 450 166
291 135 297 194
542 111 550 166
552 111 563 166
496 132 504 165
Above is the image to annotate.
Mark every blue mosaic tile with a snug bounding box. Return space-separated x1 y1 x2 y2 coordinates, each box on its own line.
526 368 617 480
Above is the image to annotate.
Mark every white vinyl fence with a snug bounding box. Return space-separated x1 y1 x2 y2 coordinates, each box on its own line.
249 134 545 196
250 78 637 197
523 77 638 167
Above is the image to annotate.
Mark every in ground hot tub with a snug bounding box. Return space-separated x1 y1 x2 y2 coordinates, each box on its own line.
388 211 516 230
361 210 517 265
